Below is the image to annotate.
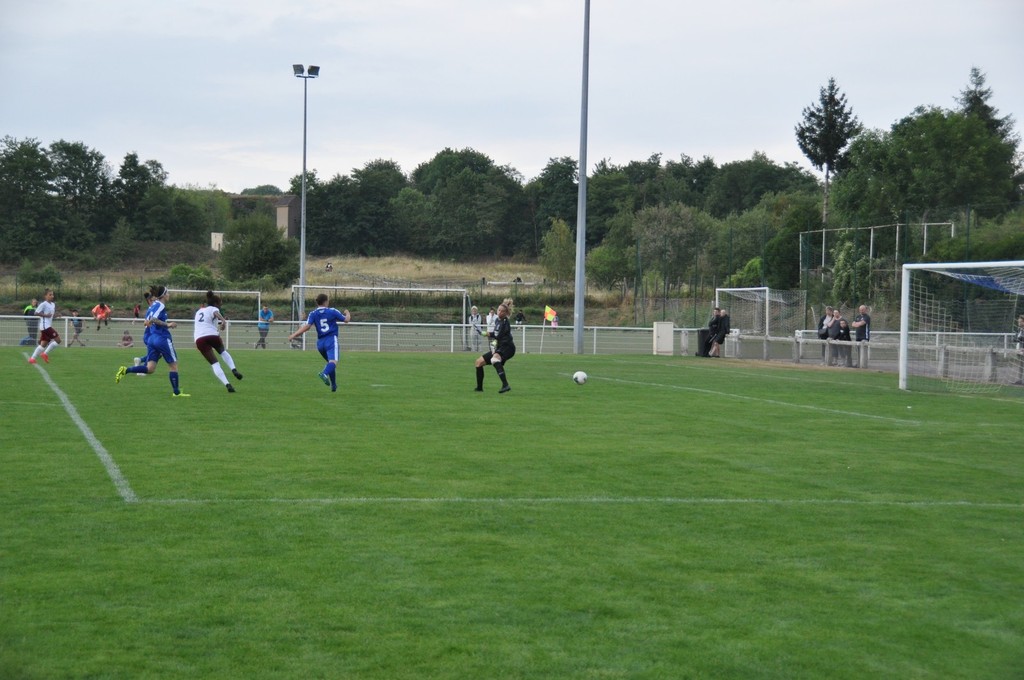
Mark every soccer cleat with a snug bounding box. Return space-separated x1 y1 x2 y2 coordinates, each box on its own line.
498 385 511 394
41 353 49 363
474 387 483 392
133 357 142 367
226 384 236 393
115 366 127 383
331 385 337 392
318 372 330 386
232 369 243 380
28 357 37 365
172 392 191 398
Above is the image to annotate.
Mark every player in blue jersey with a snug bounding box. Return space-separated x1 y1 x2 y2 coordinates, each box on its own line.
288 293 351 392
115 285 189 397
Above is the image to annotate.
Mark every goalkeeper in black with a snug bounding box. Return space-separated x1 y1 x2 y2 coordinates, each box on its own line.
475 302 516 393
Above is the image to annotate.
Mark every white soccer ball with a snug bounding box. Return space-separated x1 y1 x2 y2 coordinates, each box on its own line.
572 371 588 385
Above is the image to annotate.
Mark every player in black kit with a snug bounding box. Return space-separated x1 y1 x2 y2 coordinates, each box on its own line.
474 302 516 393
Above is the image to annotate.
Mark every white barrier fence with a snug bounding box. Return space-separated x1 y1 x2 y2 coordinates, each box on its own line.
2 316 662 356
5 317 1019 381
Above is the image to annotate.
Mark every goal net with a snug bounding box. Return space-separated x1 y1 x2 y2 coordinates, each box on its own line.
899 261 1024 393
166 289 261 320
714 287 807 337
290 284 473 349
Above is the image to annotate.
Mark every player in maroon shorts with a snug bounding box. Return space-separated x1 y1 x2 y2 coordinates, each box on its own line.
28 289 61 364
193 291 243 392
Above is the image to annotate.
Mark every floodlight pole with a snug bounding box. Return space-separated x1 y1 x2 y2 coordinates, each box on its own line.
573 0 590 355
294 64 319 322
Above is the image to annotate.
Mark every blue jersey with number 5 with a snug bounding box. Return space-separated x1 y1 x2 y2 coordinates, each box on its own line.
307 307 347 339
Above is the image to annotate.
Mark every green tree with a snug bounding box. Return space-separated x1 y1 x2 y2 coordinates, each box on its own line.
240 184 283 196
0 137 58 261
136 186 206 243
350 159 408 255
725 257 764 288
795 77 862 224
220 214 299 286
586 161 632 247
48 140 113 248
957 67 1016 143
112 152 167 231
108 218 134 263
178 188 232 240
410 148 523 257
634 203 713 292
168 263 216 290
586 242 635 292
703 152 818 219
539 218 575 282
526 156 578 242
833 106 1020 227
18 260 63 286
391 187 432 254
830 236 871 307
761 192 821 289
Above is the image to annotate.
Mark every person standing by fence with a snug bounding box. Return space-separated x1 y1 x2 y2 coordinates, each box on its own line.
256 304 274 349
851 304 871 368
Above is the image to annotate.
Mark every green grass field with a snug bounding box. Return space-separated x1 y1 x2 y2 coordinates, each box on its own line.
2 346 1022 679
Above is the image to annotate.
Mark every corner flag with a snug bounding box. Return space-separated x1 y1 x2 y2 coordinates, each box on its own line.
544 306 557 322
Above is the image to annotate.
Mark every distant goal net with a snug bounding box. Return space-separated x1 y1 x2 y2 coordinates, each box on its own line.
714 287 807 337
166 289 261 320
290 284 474 348
899 261 1024 393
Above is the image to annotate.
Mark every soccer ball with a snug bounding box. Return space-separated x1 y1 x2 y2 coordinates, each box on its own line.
572 371 588 385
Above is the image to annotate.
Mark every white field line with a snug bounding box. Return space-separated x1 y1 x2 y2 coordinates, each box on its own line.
144 496 1023 509
28 358 138 503
588 372 920 424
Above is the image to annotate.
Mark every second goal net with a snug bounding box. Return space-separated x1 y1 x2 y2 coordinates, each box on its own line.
899 261 1024 392
714 287 807 337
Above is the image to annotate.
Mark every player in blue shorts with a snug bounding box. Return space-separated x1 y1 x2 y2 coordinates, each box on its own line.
115 285 189 397
288 293 351 392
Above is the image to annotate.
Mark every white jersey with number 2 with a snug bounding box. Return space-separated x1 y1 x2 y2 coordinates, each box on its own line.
193 305 223 340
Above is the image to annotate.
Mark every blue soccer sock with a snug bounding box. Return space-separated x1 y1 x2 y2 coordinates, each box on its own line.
169 371 180 393
127 364 147 374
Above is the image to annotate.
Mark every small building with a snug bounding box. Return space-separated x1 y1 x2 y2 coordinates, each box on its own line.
276 195 300 240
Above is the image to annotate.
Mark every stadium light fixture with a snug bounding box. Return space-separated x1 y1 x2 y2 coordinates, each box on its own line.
293 64 320 322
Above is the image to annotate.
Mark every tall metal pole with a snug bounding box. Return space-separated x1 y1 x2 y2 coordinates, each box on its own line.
572 0 590 355
299 75 308 322
293 64 318 320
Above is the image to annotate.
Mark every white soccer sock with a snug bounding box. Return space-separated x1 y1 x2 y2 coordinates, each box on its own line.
30 346 41 359
45 341 59 354
211 363 229 386
221 351 236 371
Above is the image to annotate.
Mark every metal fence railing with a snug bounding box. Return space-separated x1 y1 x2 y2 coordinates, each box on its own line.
7 317 1018 377
1 316 669 356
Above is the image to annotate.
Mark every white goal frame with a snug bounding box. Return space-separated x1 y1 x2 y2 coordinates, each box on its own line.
166 289 261 311
714 287 807 337
291 285 470 318
899 260 1024 391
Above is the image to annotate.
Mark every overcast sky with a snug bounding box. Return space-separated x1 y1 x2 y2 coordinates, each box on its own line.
3 0 1022 194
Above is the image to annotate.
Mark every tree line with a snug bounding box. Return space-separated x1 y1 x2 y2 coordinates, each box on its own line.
1 68 1020 305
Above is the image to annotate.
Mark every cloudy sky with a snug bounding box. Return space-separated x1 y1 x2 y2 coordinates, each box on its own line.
3 0 1022 194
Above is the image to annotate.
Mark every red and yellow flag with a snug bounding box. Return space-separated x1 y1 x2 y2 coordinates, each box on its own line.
544 305 557 322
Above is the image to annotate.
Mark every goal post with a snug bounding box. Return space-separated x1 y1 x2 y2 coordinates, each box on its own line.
291 283 471 327
899 260 1024 392
165 289 261 318
714 287 807 337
